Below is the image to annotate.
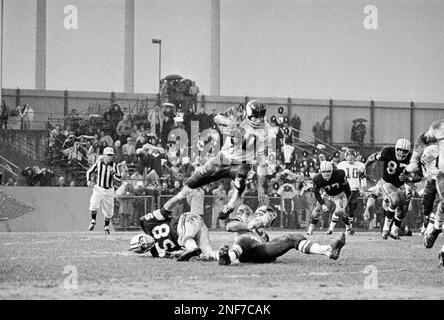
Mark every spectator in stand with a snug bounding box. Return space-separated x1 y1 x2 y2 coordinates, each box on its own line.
115 115 132 145
17 105 25 130
281 138 296 169
113 140 124 164
135 134 147 150
58 176 67 187
70 181 76 187
189 81 200 113
22 104 34 130
212 184 226 229
161 103 176 146
130 167 145 189
37 168 54 186
49 124 62 147
87 140 101 165
99 130 114 148
99 140 109 155
312 121 322 143
321 115 331 143
0 99 9 129
197 106 212 131
122 137 136 164
290 113 301 140
147 104 164 137
6 178 15 186
105 104 124 139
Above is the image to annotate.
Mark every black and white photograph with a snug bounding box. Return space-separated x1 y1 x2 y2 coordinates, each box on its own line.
0 0 443 304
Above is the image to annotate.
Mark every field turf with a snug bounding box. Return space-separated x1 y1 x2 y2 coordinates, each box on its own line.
0 230 443 299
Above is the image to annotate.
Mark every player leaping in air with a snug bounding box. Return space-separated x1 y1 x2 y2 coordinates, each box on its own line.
362 138 419 240
218 205 346 265
404 120 444 266
306 161 352 236
146 100 276 223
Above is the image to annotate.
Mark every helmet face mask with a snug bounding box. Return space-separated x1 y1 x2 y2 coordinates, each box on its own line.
129 233 155 254
246 100 266 129
320 161 333 181
395 139 411 161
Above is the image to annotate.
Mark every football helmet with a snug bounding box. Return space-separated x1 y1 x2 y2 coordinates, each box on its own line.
129 233 155 254
345 148 357 162
254 206 277 228
245 100 266 129
395 138 411 161
320 161 334 181
236 204 254 221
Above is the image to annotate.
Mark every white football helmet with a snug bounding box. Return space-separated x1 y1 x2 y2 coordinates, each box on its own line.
320 161 333 181
129 233 155 254
395 138 411 161
245 100 266 129
254 206 277 228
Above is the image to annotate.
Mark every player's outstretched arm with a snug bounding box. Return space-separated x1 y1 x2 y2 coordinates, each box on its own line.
225 220 250 232
407 131 437 172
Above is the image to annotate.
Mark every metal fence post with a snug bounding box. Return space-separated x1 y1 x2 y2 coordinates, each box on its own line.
64 90 69 116
16 88 20 108
410 100 415 144
370 100 375 147
329 98 333 143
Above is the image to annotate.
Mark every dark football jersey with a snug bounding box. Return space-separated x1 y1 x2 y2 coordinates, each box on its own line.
313 169 349 197
141 213 182 256
375 146 411 188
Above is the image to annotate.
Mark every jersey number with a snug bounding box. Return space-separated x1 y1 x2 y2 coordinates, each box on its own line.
345 168 359 179
152 224 176 257
324 183 340 192
386 161 406 175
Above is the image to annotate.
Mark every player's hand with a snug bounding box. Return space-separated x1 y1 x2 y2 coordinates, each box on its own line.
87 181 94 188
363 210 370 222
405 162 418 173
321 204 329 213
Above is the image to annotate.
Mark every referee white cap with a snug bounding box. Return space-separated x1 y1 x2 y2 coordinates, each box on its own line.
103 147 115 155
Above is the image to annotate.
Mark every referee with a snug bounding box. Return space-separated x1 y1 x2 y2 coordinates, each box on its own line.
86 147 122 234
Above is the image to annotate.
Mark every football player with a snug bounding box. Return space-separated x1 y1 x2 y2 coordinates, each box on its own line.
404 120 444 265
362 138 414 240
218 205 346 265
337 148 366 235
147 100 276 223
306 161 352 235
129 210 219 261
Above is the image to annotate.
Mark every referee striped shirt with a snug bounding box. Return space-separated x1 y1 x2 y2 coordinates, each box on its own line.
86 161 121 189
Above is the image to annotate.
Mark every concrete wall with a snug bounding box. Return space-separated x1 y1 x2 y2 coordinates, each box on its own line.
0 187 114 232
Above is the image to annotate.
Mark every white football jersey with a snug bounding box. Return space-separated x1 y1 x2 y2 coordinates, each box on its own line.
420 144 439 179
337 161 366 190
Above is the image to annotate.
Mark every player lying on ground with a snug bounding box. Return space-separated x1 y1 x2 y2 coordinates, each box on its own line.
404 120 444 266
148 100 275 223
362 138 418 240
129 211 218 261
306 161 353 236
218 205 346 266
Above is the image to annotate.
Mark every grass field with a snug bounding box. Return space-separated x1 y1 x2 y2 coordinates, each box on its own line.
0 230 443 300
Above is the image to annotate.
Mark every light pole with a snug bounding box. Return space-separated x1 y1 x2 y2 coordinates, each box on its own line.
152 39 161 98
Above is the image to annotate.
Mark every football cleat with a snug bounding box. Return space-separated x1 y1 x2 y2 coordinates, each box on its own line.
218 205 235 220
88 220 96 231
404 229 412 237
177 247 202 262
306 229 313 236
218 245 231 266
424 228 442 249
439 251 444 267
329 232 346 260
346 228 355 236
381 230 390 240
389 233 401 240
104 227 110 235
325 230 333 235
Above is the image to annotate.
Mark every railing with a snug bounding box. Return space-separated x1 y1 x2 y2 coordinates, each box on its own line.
0 190 35 221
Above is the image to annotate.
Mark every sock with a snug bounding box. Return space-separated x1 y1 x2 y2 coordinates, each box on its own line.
435 217 443 230
383 210 394 232
307 223 315 234
228 244 243 263
298 240 330 256
184 238 198 251
329 214 339 231
391 217 402 236
104 219 110 228
91 211 97 221
348 217 354 228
